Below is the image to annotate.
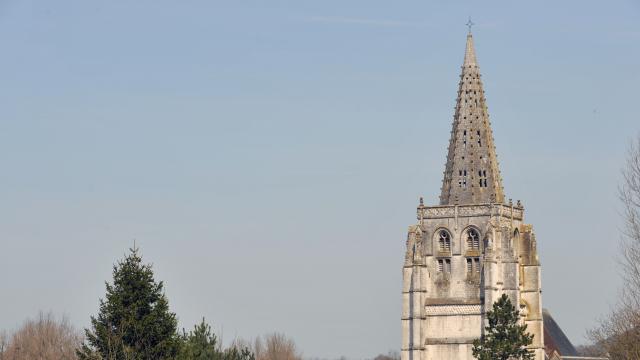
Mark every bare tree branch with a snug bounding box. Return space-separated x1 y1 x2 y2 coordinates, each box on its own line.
589 135 640 359
2 311 82 360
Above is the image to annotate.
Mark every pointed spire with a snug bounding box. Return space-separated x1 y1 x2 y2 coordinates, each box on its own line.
439 32 505 205
463 32 477 67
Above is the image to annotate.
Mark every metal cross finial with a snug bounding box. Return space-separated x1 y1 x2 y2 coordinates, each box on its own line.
466 17 474 34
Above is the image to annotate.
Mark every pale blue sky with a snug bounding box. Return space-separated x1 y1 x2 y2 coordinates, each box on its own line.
1 1 639 358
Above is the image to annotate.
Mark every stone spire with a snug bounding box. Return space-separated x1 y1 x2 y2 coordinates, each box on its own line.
439 32 505 205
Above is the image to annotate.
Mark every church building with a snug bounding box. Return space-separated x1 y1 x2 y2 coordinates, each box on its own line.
401 31 545 360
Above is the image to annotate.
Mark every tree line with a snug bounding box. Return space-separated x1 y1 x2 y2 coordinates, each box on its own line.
0 247 302 360
0 246 403 360
3 139 638 360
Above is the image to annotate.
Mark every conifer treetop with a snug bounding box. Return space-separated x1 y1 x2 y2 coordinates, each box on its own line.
472 294 534 360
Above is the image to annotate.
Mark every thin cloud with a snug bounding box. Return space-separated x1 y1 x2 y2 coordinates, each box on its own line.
306 15 427 28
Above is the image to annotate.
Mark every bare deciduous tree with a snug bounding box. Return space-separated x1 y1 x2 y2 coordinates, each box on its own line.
575 343 608 357
2 311 82 360
0 330 8 360
589 136 640 359
233 333 301 360
372 350 400 360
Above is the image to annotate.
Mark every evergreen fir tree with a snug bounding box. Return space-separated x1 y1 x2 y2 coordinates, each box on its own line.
177 319 254 360
472 294 534 360
177 319 221 360
223 346 254 360
77 247 181 360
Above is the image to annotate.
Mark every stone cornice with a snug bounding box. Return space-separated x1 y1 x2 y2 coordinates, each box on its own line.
418 203 524 221
424 298 482 306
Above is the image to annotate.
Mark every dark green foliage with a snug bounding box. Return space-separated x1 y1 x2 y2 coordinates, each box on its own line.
222 346 254 360
77 247 181 360
472 294 534 360
177 319 219 360
177 319 254 360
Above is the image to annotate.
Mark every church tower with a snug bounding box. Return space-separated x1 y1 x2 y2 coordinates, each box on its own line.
401 31 545 360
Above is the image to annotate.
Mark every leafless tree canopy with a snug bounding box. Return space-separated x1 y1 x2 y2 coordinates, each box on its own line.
620 136 640 306
0 311 82 360
372 350 401 360
233 333 301 360
0 331 8 358
575 343 608 357
589 136 640 359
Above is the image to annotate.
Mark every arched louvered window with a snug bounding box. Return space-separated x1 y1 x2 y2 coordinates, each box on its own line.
438 230 451 252
467 228 480 250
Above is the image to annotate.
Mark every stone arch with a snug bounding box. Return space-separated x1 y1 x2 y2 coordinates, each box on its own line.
462 225 481 251
511 228 520 252
434 228 452 253
514 228 532 263
407 226 426 261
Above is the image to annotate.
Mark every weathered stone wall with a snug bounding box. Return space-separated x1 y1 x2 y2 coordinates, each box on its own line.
401 203 544 360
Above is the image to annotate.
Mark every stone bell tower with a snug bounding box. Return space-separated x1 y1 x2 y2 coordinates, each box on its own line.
401 31 545 360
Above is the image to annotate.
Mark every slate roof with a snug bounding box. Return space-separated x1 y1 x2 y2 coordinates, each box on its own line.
543 308 579 356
